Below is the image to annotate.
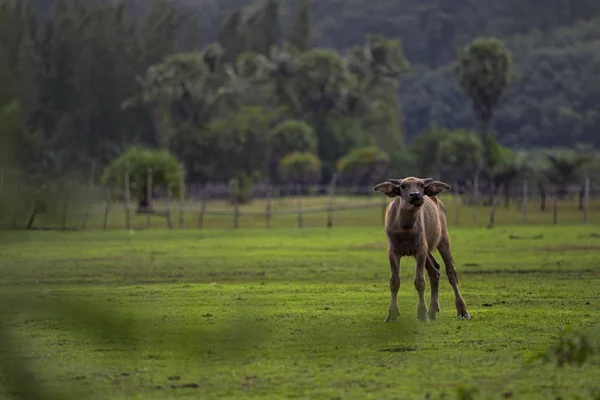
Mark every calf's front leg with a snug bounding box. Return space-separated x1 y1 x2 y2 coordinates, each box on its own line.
384 252 400 323
414 252 429 322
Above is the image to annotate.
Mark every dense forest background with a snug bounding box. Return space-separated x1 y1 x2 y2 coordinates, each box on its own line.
123 0 600 147
1 0 600 197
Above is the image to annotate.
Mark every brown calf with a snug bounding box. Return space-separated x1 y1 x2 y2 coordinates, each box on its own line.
374 177 470 322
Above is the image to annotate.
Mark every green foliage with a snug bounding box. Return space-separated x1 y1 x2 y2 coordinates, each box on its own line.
5 0 600 193
279 152 322 184
529 326 597 368
455 37 515 135
408 126 450 177
228 170 261 204
270 119 317 159
100 147 182 200
400 16 600 148
438 130 484 178
288 0 310 52
337 146 389 185
544 149 591 184
0 100 51 181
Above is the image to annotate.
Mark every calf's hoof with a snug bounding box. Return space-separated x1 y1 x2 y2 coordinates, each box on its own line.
457 311 471 320
428 303 440 321
428 309 439 321
384 308 399 323
417 306 429 322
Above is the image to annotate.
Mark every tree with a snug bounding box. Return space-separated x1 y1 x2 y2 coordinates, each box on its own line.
270 119 317 159
100 147 182 212
487 146 519 207
437 130 484 185
454 37 514 203
137 0 179 68
346 34 410 150
408 126 450 178
260 44 302 115
16 20 43 127
336 146 390 190
295 48 363 172
544 149 590 202
455 37 514 137
279 152 321 184
288 0 310 52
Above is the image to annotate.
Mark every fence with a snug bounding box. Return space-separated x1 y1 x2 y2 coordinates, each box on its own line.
0 169 599 230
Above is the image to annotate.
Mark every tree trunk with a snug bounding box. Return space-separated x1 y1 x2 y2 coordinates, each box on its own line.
504 183 510 208
486 182 495 206
26 203 38 229
538 183 546 211
578 184 584 211
472 168 480 204
137 187 151 213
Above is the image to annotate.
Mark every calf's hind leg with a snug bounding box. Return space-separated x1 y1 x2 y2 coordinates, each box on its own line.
425 254 441 320
437 239 470 319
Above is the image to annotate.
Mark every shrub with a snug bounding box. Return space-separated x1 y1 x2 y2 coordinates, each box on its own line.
279 152 322 184
101 147 182 209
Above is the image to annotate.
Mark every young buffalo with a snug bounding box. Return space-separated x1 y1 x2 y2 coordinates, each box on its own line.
374 177 470 322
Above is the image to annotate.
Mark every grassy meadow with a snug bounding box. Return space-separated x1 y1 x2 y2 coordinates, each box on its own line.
1 217 599 400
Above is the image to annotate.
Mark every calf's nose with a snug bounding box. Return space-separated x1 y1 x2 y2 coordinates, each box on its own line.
409 192 421 198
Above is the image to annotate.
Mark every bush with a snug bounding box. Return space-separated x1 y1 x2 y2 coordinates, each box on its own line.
270 120 318 159
279 152 322 184
228 170 261 204
336 146 389 188
100 147 182 209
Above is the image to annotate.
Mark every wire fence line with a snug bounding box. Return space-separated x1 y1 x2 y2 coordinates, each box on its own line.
1 171 599 230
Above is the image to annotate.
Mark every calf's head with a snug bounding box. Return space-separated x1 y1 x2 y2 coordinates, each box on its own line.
374 177 450 209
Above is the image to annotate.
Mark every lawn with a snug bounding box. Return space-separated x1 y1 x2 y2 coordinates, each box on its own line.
0 226 599 399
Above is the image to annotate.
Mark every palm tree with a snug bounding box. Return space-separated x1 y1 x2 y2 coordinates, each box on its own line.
545 150 590 201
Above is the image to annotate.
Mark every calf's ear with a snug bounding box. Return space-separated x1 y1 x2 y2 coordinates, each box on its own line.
424 181 450 197
374 182 400 198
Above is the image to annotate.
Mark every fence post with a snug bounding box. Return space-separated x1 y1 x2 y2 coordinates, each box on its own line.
296 183 303 228
146 167 152 227
552 185 558 225
165 185 173 229
61 181 71 229
11 175 20 229
0 168 4 195
102 186 111 230
521 180 528 225
198 183 210 229
265 184 272 228
583 177 590 225
454 181 460 226
82 160 96 230
327 173 338 228
178 164 185 229
487 184 503 229
124 166 131 230
232 181 240 229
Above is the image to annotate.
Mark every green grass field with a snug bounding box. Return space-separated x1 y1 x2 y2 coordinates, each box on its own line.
0 224 599 399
